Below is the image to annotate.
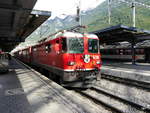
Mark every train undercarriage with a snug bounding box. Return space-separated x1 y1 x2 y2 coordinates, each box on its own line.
30 62 100 88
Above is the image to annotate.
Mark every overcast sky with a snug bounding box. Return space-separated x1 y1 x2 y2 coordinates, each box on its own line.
34 0 105 18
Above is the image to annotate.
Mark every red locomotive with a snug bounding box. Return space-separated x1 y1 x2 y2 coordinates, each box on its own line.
14 30 101 88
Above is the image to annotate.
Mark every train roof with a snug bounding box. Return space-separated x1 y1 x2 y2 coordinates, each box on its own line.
45 31 98 42
13 31 98 53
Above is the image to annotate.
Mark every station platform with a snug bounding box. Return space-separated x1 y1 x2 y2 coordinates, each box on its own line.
0 58 102 113
101 61 150 83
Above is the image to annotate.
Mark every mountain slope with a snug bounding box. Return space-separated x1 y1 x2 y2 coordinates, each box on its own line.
86 0 150 31
26 0 150 41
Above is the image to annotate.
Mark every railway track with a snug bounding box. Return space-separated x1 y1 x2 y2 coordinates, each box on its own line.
101 74 150 90
76 85 150 113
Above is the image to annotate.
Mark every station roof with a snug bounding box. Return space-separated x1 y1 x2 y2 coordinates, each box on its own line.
0 0 51 51
92 24 150 44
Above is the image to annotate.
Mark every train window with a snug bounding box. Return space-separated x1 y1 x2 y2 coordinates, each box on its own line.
110 49 115 55
19 51 22 55
120 49 123 55
126 49 131 55
104 50 108 55
135 49 139 54
122 49 126 55
45 44 51 53
33 48 37 52
109 50 112 54
116 50 119 54
68 38 84 53
140 49 144 54
136 49 144 55
112 49 116 55
88 39 99 53
56 40 59 44
123 50 126 55
61 38 67 52
114 50 117 55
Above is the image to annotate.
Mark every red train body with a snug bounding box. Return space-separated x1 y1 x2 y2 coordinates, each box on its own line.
14 31 101 88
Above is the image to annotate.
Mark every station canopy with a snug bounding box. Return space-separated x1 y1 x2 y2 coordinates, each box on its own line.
92 24 150 44
0 0 51 51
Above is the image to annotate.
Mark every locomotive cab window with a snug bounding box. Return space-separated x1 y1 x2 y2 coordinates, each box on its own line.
67 38 84 53
61 38 67 52
88 39 99 53
45 44 51 53
56 40 59 44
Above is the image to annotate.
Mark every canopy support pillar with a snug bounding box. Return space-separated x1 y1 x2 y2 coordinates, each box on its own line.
131 38 136 65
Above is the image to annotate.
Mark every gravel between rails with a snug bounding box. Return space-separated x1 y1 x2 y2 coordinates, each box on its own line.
72 90 113 113
80 89 147 113
97 78 150 106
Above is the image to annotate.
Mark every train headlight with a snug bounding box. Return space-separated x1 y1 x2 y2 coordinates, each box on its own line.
68 61 75 66
96 61 101 64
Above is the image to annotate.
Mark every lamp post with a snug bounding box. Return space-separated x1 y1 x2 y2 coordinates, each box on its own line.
108 0 111 25
132 0 135 27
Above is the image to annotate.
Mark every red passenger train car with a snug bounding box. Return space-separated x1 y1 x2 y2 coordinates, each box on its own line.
14 31 101 88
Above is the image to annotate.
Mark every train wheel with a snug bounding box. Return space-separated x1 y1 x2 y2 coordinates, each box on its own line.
48 71 53 79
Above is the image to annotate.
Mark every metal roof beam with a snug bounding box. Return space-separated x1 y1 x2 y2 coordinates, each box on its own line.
31 10 51 16
0 3 51 16
0 4 22 12
0 37 21 42
92 24 150 44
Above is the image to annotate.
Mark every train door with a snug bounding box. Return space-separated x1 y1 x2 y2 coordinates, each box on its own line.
45 42 52 66
54 39 62 67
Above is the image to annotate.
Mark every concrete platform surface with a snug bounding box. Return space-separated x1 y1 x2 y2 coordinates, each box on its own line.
0 58 104 113
101 61 150 83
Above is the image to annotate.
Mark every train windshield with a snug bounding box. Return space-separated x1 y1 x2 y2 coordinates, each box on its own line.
67 38 84 53
88 39 99 53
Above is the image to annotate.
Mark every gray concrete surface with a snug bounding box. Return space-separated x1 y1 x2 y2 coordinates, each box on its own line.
101 61 150 83
0 58 106 113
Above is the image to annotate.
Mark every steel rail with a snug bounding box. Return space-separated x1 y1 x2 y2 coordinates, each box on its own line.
92 86 150 112
76 89 125 113
101 74 150 90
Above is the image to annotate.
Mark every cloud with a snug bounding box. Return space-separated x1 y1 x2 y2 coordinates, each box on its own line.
34 0 105 18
